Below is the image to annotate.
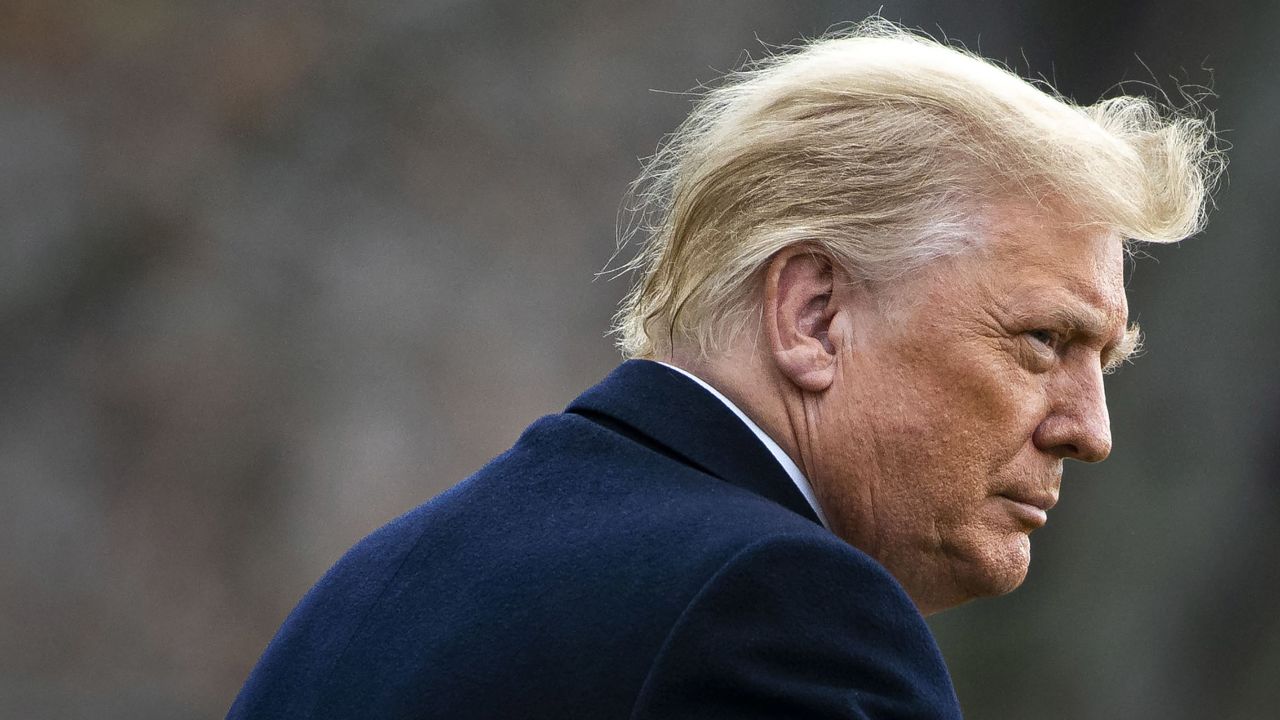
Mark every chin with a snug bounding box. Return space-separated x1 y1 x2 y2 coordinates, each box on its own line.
959 532 1033 600
908 532 1033 615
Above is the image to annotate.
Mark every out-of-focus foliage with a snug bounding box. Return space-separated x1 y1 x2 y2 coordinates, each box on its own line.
2 1 1275 718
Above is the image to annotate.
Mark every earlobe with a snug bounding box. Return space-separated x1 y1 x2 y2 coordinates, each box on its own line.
764 248 840 393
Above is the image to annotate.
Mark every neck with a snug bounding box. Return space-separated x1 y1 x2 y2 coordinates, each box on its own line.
665 349 812 483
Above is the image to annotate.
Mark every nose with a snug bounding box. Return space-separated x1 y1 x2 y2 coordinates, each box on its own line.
1033 363 1113 463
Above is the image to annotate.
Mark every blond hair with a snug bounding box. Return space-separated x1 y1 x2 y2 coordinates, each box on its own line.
611 19 1222 359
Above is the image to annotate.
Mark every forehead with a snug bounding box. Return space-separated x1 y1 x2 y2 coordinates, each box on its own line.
974 203 1128 322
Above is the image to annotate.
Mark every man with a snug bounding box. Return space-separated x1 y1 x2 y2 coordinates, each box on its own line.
230 20 1216 719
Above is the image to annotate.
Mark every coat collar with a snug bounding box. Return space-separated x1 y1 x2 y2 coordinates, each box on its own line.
566 359 822 526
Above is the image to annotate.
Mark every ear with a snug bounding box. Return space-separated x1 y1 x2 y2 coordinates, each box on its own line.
763 247 839 393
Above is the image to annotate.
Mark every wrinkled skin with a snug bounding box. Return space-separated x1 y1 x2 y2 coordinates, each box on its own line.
799 204 1130 614
686 201 1133 615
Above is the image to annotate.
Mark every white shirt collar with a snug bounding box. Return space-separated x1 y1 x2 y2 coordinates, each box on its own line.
657 362 830 528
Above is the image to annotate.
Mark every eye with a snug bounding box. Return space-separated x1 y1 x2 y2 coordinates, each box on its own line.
1027 329 1059 349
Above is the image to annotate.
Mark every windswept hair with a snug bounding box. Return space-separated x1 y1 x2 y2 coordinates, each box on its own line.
611 18 1223 359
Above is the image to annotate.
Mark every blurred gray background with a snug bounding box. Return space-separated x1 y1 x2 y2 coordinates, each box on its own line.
2 1 1276 718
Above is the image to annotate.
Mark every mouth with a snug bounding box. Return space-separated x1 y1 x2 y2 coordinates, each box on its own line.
997 491 1057 529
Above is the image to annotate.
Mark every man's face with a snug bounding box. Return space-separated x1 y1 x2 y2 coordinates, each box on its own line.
809 202 1132 614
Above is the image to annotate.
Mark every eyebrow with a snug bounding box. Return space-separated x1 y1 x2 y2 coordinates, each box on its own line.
1023 301 1139 373
1102 323 1142 374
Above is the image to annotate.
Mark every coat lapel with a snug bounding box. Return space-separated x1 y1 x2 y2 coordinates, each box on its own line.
566 360 822 526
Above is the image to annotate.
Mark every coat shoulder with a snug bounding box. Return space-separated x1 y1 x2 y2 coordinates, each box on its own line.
230 411 948 719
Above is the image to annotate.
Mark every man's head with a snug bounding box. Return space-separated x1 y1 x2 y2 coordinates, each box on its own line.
758 200 1131 614
613 21 1219 613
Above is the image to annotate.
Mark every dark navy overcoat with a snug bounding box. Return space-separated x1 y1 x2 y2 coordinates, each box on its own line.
229 360 962 718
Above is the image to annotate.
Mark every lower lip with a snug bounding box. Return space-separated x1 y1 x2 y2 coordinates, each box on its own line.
1000 496 1048 528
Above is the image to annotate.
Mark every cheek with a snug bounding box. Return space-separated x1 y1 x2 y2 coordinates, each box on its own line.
865 350 1048 520
819 339 1045 524
926 349 1047 455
